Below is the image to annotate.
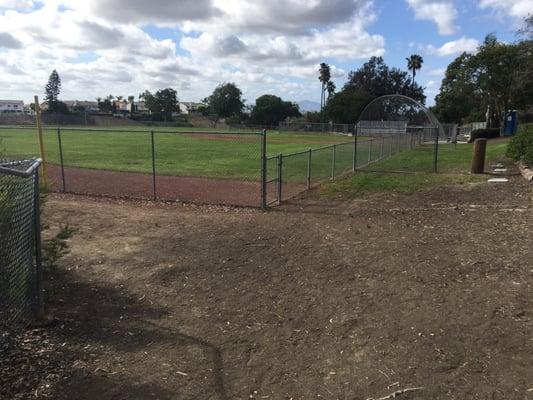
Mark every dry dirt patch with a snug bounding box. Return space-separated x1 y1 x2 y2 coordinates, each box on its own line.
3 177 532 400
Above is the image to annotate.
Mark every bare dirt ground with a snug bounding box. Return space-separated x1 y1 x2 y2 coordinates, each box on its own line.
2 173 533 400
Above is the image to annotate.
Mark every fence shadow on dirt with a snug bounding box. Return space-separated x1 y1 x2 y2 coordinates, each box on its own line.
5 267 231 400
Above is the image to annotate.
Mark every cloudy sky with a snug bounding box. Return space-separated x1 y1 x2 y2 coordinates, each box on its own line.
0 0 531 107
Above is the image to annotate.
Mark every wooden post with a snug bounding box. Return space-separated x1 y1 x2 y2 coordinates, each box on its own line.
34 96 47 187
471 138 487 174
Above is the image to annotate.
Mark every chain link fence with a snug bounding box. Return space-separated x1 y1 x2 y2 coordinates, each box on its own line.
0 159 43 340
0 126 263 207
262 126 454 204
0 124 456 207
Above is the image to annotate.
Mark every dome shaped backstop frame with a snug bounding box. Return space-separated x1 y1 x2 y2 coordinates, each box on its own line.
356 94 444 138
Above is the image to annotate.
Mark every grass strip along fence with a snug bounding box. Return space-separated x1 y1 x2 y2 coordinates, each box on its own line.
0 126 439 207
262 129 438 205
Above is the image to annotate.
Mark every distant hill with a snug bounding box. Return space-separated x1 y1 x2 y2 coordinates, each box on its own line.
297 100 320 112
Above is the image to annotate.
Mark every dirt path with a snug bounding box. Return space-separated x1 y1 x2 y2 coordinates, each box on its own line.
3 176 533 399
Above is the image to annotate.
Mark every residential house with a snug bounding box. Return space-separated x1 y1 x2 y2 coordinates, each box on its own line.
135 101 148 113
179 102 202 115
114 99 130 114
0 100 24 114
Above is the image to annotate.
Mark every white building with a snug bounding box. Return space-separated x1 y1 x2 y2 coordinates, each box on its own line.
179 102 202 115
0 100 24 114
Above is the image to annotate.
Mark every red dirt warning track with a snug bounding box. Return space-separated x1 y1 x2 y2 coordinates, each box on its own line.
45 164 307 206
45 164 265 207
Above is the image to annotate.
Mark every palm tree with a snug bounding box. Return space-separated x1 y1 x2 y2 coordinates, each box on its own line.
406 54 424 95
326 81 336 102
318 62 331 112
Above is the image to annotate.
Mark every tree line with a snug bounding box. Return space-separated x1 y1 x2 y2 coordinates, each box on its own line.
318 55 425 124
42 71 301 125
433 16 532 125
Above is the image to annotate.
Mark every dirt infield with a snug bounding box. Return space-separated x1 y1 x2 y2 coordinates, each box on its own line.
3 172 531 399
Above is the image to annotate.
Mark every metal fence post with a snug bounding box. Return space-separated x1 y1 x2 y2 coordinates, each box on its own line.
397 133 401 153
368 138 372 164
33 167 44 321
307 148 312 190
433 128 439 173
352 125 358 171
380 136 384 160
260 130 267 209
331 145 336 179
57 127 66 192
150 130 157 201
277 154 283 204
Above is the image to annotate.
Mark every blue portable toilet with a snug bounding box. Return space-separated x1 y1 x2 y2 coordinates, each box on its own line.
503 110 518 136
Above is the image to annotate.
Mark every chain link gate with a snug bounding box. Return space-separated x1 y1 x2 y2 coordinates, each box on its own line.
0 159 43 340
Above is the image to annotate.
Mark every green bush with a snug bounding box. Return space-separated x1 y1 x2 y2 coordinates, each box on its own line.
468 128 501 143
506 125 533 164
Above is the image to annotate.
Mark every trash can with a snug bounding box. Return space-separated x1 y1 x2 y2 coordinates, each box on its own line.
503 110 518 136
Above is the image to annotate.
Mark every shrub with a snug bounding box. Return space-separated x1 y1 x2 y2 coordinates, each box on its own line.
468 128 501 143
506 125 533 165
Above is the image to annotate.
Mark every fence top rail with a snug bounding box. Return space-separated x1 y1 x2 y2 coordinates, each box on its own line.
270 137 382 160
0 158 42 177
0 125 263 136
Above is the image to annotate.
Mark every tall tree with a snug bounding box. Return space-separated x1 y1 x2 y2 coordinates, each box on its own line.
97 96 113 113
206 83 245 127
44 69 62 112
250 95 301 126
433 52 481 123
141 89 178 121
406 54 424 94
434 33 533 124
155 88 178 121
518 14 532 39
318 62 331 112
323 89 372 124
344 56 426 103
326 81 336 102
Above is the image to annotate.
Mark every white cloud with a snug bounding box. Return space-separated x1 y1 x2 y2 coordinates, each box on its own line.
0 0 35 10
0 0 385 104
404 0 458 35
0 31 22 48
426 37 479 56
478 0 533 19
88 0 221 24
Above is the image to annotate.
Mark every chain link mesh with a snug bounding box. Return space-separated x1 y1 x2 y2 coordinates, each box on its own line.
0 159 40 341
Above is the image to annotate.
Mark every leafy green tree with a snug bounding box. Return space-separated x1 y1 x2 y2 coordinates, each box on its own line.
45 69 62 113
433 53 481 123
318 62 332 112
326 81 336 101
406 54 424 94
518 14 532 39
97 96 114 113
155 88 178 121
435 33 533 124
206 83 245 127
345 57 426 103
323 89 372 124
141 89 178 121
250 95 301 126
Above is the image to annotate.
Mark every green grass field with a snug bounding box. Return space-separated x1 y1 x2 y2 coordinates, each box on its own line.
0 126 352 180
315 140 510 200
